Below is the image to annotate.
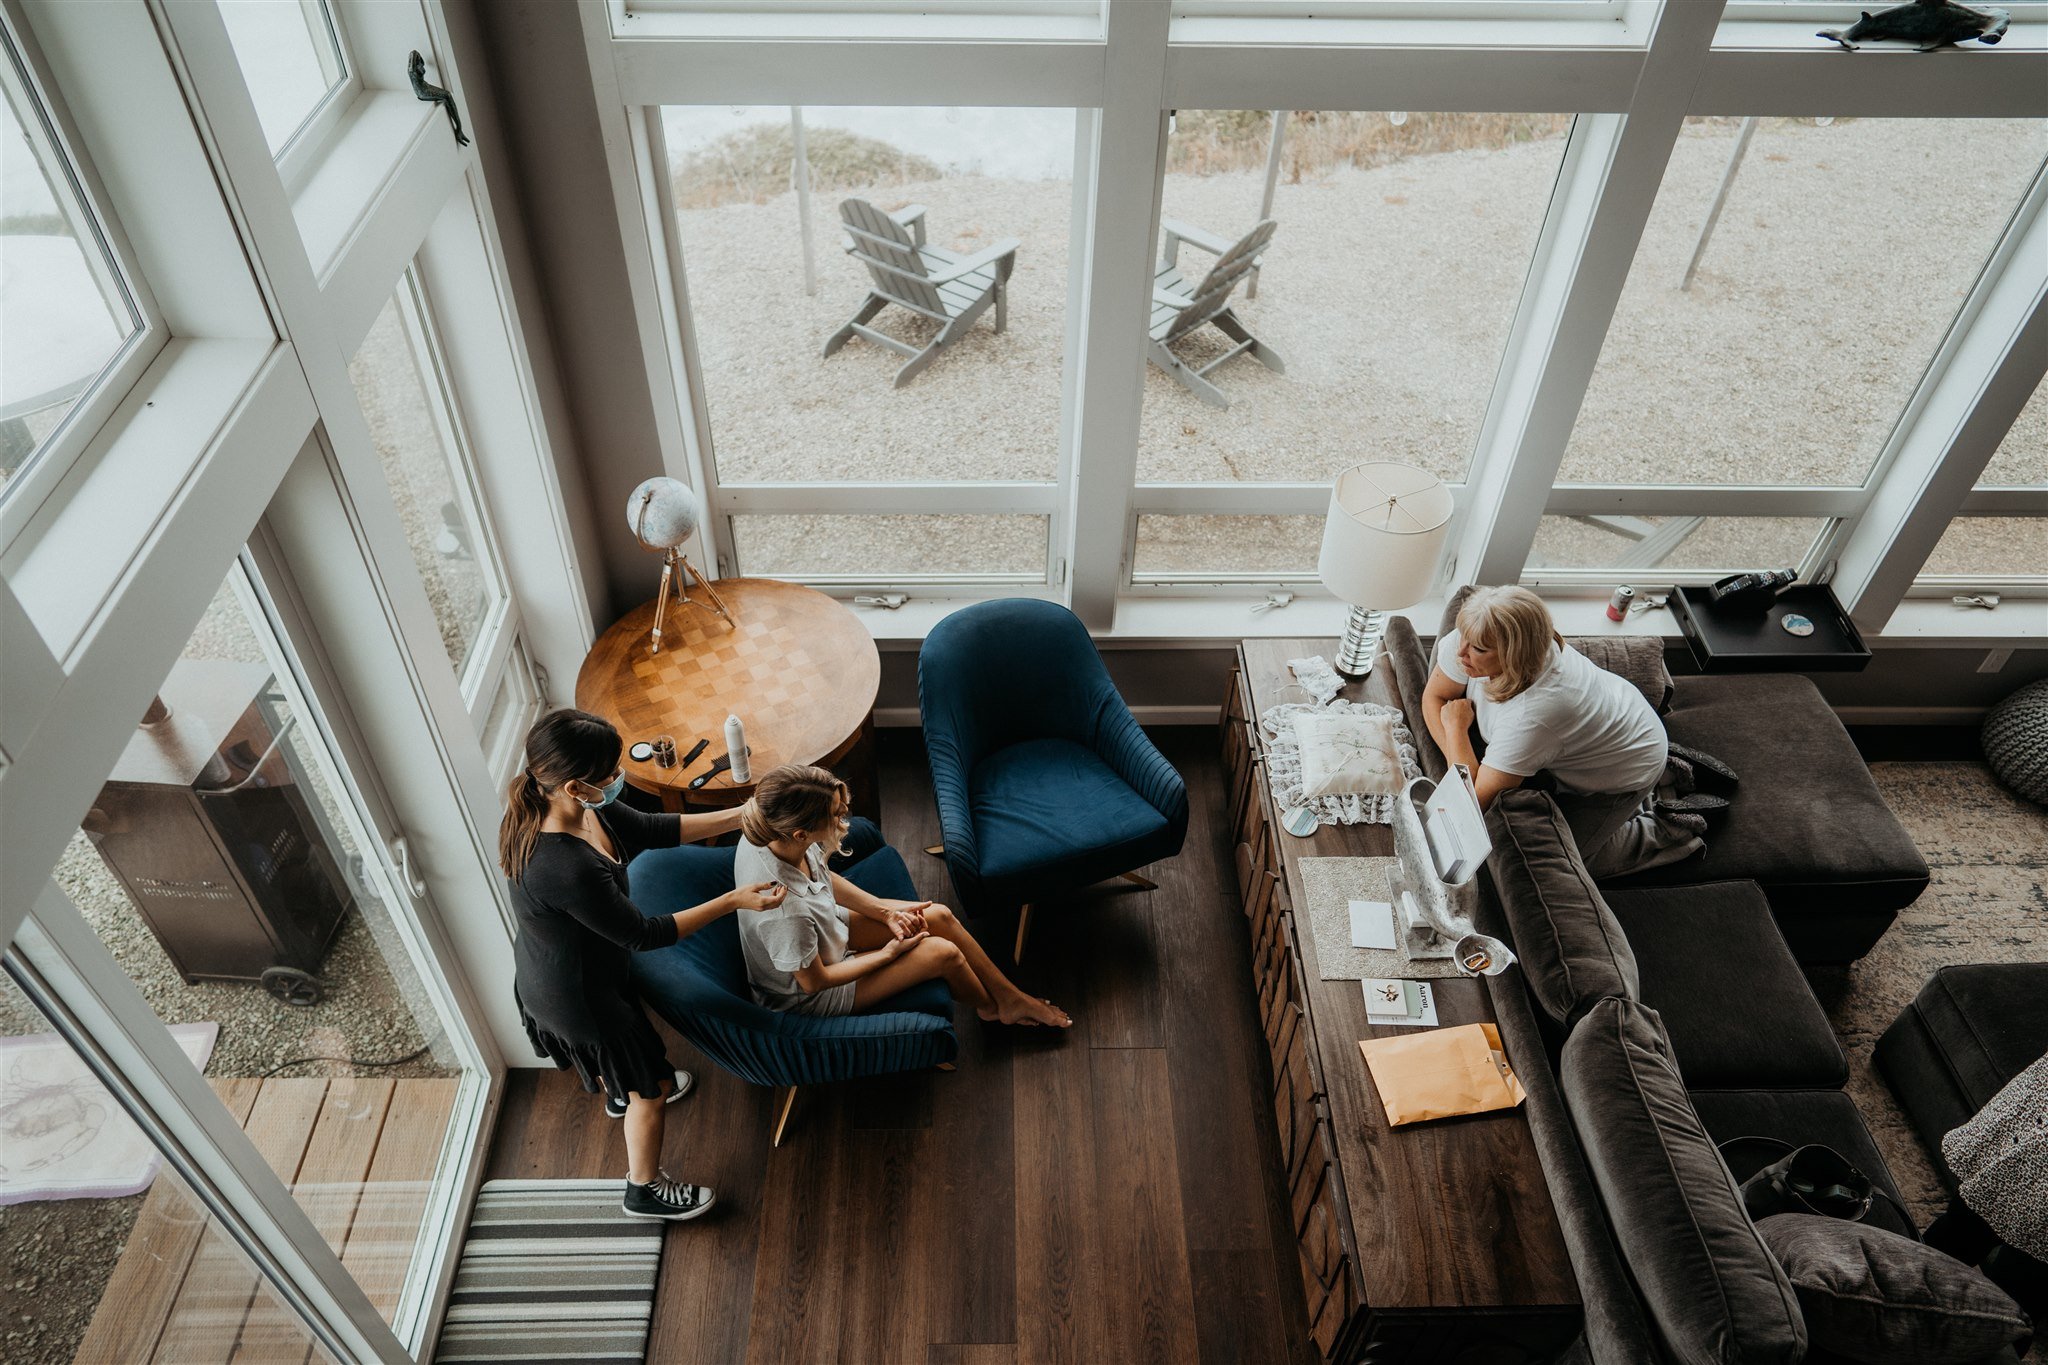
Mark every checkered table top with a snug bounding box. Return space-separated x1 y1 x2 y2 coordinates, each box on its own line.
575 579 880 799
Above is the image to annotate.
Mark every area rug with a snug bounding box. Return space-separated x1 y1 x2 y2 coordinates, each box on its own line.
0 1021 217 1204
1815 761 2048 1227
435 1179 664 1363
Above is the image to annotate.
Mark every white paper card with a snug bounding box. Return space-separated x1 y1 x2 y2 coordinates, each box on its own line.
1348 899 1397 951
1361 978 1439 1028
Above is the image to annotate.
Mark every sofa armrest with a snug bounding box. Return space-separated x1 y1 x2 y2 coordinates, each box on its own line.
1383 616 1448 781
1094 697 1189 834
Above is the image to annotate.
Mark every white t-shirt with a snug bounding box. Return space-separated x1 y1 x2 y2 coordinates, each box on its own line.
1435 630 1667 796
732 838 853 1014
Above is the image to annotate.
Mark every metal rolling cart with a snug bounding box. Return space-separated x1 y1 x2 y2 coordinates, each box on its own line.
82 658 356 1005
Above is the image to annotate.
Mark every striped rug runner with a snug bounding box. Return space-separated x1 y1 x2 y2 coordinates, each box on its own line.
435 1179 664 1363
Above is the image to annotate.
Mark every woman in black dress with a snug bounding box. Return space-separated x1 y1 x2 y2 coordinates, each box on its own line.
499 709 784 1221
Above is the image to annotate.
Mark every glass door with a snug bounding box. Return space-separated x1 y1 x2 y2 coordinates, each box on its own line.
47 546 495 1353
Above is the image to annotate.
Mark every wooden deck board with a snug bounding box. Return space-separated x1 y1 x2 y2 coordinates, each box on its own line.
338 1078 458 1320
154 1078 326 1363
72 1079 260 1365
74 1072 456 1364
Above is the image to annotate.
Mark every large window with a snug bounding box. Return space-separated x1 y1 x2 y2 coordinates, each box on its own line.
1562 117 2045 491
1132 110 1572 582
64 556 480 1333
0 26 145 509
663 104 1072 583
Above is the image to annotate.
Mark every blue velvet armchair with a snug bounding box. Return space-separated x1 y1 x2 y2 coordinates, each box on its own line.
627 820 956 1144
918 598 1188 958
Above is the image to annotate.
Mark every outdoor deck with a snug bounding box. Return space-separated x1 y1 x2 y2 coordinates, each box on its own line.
74 1076 458 1364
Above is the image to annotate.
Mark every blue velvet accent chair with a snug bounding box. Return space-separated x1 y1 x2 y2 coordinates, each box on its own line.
627 818 956 1144
918 598 1189 958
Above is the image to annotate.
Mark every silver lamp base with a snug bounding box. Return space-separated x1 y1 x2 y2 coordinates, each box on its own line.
1334 605 1385 678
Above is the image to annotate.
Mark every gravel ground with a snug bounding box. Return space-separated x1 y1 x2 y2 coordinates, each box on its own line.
677 116 2044 579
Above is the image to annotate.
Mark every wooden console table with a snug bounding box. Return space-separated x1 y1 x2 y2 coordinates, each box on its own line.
1224 639 1580 1363
575 578 881 816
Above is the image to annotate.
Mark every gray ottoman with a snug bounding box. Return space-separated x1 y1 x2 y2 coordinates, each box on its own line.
1984 678 2048 805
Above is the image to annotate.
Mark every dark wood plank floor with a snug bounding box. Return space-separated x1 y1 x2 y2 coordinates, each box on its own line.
484 729 1315 1365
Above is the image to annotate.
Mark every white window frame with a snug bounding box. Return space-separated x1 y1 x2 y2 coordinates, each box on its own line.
0 0 168 551
593 0 2048 637
3 0 584 1355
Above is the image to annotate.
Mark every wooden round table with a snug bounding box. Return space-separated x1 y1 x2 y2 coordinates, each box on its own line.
574 578 882 813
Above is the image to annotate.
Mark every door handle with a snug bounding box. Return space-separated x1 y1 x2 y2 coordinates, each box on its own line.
391 834 427 898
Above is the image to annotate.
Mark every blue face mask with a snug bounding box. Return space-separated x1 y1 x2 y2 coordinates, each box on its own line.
578 773 626 810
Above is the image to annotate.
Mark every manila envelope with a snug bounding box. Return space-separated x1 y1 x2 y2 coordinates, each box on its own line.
1358 1022 1527 1127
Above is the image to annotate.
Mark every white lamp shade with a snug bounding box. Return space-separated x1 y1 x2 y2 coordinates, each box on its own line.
626 476 701 550
1317 462 1453 608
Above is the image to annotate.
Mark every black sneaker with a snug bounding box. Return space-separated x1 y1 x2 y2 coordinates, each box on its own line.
622 1172 715 1221
605 1069 694 1119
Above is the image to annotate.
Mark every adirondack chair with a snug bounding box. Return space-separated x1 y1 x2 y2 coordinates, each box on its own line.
824 197 1021 388
1149 218 1286 409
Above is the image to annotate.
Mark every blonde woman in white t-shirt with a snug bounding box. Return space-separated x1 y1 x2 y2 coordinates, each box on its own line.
732 765 1072 1028
1421 585 1672 877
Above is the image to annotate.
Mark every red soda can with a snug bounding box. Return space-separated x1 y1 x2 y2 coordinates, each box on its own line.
1606 585 1634 622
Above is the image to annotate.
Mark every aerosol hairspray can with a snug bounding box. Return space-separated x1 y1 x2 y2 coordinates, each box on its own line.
725 714 752 784
1606 584 1635 623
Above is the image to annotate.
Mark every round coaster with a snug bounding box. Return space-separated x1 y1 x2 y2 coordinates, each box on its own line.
1780 613 1816 638
1282 806 1321 838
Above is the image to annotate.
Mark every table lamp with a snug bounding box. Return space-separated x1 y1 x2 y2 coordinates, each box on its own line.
1317 461 1453 678
627 476 731 655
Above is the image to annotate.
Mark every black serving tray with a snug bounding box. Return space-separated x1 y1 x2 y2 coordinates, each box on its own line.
1671 583 1871 673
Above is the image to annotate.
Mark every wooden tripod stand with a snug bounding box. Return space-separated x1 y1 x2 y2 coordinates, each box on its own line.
649 546 731 655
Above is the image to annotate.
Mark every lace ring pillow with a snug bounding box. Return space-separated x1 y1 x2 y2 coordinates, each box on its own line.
1262 656 1421 826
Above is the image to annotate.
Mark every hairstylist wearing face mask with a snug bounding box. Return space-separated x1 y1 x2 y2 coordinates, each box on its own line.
498 708 785 1222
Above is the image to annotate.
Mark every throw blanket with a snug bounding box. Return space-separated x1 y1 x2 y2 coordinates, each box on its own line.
1944 1052 2048 1261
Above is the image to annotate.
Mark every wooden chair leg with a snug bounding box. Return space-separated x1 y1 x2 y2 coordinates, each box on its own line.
1118 870 1158 891
771 1086 799 1148
1014 903 1034 962
824 295 886 358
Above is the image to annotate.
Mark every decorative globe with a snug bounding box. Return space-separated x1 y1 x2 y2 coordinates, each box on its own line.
626 476 701 550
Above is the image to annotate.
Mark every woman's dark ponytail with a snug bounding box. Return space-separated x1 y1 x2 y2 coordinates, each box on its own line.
498 709 624 880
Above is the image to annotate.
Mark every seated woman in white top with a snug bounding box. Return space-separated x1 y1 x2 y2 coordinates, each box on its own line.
733 764 1072 1028
1421 585 1671 878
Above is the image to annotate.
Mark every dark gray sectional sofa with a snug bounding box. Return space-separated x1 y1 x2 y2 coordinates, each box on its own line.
1380 614 2021 1365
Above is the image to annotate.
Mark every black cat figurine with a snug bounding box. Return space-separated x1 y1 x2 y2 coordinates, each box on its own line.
1818 0 2011 51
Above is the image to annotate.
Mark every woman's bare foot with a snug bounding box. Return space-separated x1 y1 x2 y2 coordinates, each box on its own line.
978 992 1072 1028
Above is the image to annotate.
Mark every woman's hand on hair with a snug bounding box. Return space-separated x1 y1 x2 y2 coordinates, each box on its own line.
726 881 788 913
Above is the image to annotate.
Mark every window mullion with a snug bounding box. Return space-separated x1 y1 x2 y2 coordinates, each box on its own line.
1453 0 1728 590
1063 0 1171 625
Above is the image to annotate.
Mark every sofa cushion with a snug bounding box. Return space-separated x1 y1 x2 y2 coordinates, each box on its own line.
1487 790 1640 1027
1876 963 2048 1192
1561 998 1807 1365
1758 1215 2034 1365
1898 964 2048 1112
1688 1087 1916 1241
1607 881 1847 1089
970 737 1169 882
1603 672 1929 962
